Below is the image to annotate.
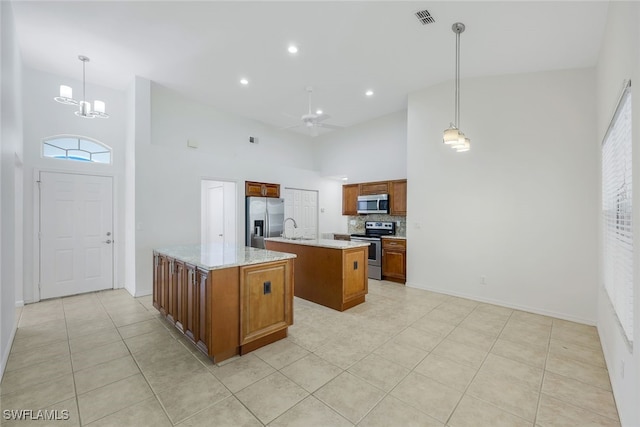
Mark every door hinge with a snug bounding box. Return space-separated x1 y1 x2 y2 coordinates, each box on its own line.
38 232 42 240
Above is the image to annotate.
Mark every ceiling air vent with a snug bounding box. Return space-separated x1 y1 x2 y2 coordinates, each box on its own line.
415 9 435 25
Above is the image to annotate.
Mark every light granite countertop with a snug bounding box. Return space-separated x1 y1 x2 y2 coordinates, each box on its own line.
154 243 296 271
265 237 371 250
381 235 407 240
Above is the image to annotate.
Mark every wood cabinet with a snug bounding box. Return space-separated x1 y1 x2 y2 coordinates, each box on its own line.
359 181 389 195
382 238 406 284
246 180 280 198
342 184 359 215
264 240 368 311
343 249 366 303
239 261 293 353
342 179 407 216
389 179 407 216
153 252 293 362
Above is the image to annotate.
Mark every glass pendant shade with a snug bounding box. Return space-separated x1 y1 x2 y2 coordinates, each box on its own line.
94 100 105 113
54 85 77 105
75 101 94 118
456 137 471 152
443 125 461 145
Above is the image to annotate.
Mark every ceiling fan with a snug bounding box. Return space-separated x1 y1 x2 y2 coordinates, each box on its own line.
282 86 343 136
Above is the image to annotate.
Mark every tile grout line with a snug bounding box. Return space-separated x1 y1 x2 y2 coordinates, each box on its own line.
342 297 474 425
62 296 83 427
441 305 518 426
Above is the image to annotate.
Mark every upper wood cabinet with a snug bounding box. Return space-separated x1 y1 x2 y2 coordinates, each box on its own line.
389 179 407 216
341 179 407 216
342 184 359 215
359 181 389 195
246 181 280 198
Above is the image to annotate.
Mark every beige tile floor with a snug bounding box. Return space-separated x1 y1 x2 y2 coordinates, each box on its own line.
0 280 620 426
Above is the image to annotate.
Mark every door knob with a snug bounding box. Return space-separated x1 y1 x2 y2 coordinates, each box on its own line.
105 239 112 244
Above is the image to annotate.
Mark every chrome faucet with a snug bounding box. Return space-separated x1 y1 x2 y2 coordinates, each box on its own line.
282 217 298 238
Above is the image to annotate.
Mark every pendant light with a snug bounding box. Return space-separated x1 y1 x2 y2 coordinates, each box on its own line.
443 22 470 152
54 55 109 119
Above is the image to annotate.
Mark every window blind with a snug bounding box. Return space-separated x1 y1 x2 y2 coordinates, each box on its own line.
602 81 633 343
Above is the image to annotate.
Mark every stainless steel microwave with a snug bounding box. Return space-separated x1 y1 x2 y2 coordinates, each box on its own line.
357 194 389 214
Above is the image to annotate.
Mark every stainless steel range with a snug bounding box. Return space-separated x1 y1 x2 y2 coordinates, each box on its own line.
350 221 395 280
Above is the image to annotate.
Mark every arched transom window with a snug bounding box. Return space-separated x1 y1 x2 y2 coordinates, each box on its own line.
42 135 112 164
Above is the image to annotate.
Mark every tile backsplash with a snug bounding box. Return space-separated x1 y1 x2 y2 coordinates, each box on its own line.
347 214 406 237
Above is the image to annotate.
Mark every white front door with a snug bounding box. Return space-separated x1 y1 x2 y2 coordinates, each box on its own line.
40 172 114 299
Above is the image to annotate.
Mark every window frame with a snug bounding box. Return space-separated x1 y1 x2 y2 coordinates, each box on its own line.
42 134 113 165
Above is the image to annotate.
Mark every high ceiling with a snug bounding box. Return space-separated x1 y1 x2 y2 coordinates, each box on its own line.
11 1 608 135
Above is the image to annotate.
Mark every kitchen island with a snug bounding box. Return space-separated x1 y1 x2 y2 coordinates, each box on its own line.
265 237 370 311
153 244 295 363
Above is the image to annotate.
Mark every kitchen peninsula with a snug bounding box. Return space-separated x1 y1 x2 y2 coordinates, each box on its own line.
265 237 370 311
153 244 295 363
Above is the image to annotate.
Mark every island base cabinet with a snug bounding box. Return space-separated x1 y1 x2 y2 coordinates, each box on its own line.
264 241 367 312
239 260 293 353
342 249 367 310
152 252 292 363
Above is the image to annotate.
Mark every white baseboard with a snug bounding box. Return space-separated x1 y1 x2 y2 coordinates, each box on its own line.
405 281 596 326
15 300 24 307
0 319 18 383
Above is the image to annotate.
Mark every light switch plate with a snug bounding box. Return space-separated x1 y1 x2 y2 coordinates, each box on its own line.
187 139 198 148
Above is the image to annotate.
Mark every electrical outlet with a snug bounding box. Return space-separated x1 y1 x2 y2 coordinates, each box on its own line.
480 276 487 285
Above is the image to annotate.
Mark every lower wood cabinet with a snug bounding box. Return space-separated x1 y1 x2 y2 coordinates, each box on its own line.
153 252 293 362
382 238 406 284
343 249 366 303
239 261 293 353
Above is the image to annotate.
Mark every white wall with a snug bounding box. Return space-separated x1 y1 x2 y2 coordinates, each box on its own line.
407 68 598 324
134 83 344 296
21 67 127 303
315 110 407 183
595 3 640 425
0 0 23 377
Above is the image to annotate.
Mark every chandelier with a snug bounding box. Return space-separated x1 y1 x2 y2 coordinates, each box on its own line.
443 23 470 152
54 55 109 119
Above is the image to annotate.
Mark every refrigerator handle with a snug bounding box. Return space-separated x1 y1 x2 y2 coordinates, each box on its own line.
265 201 269 238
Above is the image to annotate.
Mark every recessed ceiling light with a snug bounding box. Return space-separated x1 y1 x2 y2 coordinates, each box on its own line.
240 78 249 85
287 45 299 54
365 90 374 97
316 109 323 115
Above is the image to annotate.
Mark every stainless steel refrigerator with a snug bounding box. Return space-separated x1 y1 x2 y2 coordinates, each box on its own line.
246 197 285 249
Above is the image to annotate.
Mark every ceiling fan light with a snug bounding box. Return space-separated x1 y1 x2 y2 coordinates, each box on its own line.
443 125 460 145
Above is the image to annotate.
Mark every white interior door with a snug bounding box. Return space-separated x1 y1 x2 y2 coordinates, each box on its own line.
40 172 114 299
201 180 237 246
205 185 225 245
284 188 318 238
